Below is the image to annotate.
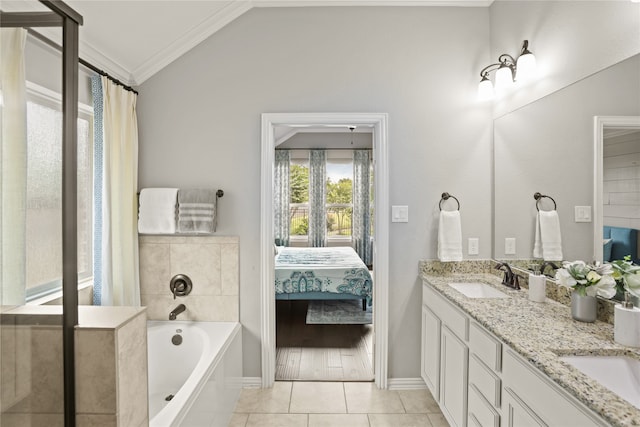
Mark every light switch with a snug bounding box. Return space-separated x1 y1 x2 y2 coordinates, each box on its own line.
575 206 592 223
391 205 409 223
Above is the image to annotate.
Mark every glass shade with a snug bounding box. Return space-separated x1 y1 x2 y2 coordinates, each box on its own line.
477 78 494 101
516 52 537 83
494 65 514 92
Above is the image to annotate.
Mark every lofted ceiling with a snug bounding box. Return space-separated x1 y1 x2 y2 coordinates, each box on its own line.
1 0 493 86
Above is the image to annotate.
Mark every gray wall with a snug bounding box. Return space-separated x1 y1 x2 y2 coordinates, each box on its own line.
137 6 493 378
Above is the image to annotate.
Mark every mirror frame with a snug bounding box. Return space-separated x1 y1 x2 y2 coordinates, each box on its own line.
593 115 640 263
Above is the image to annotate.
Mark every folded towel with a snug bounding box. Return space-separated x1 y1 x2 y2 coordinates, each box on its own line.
138 188 178 234
438 210 463 262
533 210 563 261
177 189 218 233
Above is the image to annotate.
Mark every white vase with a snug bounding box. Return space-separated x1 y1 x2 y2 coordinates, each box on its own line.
571 292 597 323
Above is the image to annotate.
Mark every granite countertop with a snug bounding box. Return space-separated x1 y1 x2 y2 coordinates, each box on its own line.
420 267 640 427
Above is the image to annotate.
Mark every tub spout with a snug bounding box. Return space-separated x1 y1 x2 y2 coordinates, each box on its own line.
169 304 186 320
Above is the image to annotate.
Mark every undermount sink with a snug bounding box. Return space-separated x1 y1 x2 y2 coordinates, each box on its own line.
560 355 640 410
448 282 509 299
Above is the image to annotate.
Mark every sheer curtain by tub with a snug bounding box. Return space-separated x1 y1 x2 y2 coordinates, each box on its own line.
274 150 290 247
309 149 326 247
97 76 140 306
353 150 372 266
0 28 28 305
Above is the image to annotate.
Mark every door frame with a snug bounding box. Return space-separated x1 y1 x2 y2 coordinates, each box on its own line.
260 112 389 388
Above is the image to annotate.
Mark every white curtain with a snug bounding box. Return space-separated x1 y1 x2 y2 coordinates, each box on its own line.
353 150 372 265
274 150 290 246
0 28 28 305
308 150 326 247
100 77 140 306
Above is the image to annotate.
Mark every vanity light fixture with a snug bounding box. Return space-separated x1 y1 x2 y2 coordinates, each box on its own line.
478 40 537 101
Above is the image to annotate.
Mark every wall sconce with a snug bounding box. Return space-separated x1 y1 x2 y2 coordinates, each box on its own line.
478 40 537 101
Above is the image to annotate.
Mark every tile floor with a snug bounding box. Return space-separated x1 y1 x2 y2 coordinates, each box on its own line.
231 381 448 427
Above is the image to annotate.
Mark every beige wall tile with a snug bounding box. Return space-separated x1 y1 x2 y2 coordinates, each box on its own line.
221 243 239 296
1 412 64 427
116 312 148 427
29 327 64 413
142 294 238 321
1 325 18 411
170 243 221 295
75 330 116 414
76 414 117 427
139 243 171 295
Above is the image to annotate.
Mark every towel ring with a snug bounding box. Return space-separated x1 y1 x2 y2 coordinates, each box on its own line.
439 192 460 211
534 192 557 211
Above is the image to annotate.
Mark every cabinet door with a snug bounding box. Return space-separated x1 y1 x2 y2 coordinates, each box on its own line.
422 305 441 400
440 326 469 427
502 387 547 427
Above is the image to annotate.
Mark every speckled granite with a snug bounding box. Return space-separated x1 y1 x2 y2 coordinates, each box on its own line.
420 261 640 427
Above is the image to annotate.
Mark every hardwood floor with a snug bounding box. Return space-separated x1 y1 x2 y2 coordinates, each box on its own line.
276 300 374 382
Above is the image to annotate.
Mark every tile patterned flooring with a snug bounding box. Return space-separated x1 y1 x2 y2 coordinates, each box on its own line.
231 381 448 427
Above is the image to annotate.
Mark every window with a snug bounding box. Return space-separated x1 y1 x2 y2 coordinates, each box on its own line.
289 157 309 237
326 158 353 238
25 83 93 300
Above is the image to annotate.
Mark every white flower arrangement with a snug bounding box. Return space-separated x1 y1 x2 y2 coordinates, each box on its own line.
555 260 617 299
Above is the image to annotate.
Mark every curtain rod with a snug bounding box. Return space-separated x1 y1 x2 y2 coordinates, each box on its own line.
276 148 372 151
27 28 138 95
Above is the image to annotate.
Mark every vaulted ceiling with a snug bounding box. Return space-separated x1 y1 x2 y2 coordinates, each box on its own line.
2 0 493 86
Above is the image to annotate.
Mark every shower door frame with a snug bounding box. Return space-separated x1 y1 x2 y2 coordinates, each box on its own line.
0 2 82 425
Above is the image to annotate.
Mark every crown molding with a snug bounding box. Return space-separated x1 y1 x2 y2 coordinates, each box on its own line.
131 0 252 85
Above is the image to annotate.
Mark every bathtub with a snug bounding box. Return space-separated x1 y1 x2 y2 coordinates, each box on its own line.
147 321 242 427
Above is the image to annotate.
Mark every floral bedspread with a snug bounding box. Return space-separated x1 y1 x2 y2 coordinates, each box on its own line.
275 246 372 298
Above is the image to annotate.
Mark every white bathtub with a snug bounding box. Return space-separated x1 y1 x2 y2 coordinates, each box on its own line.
147 321 242 427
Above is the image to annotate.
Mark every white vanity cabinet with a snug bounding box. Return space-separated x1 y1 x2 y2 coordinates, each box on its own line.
421 280 610 427
422 283 469 427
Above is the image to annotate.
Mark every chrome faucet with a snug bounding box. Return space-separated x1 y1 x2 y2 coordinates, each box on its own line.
169 304 186 320
495 262 520 290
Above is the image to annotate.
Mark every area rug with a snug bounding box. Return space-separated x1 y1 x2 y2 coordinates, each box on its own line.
306 300 372 324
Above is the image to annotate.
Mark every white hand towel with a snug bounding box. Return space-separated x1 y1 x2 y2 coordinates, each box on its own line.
438 210 463 262
138 188 178 234
533 210 563 261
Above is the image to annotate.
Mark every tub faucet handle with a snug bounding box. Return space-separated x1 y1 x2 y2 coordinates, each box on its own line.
170 274 193 299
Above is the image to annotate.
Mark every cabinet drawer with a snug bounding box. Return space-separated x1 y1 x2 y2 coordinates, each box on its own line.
469 354 500 407
469 322 501 372
423 283 468 340
468 383 500 427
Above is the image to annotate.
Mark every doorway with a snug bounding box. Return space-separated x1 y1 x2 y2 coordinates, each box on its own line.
260 113 389 388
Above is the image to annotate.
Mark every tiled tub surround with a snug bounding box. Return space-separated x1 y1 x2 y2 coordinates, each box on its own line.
1 306 148 426
139 235 239 321
420 261 640 427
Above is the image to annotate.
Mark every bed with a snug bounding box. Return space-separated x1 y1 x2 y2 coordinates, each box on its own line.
275 246 372 310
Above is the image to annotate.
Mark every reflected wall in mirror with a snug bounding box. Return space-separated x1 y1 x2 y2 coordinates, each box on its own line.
594 117 640 264
494 53 640 263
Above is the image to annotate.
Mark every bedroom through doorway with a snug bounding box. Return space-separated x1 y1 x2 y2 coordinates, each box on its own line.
274 129 374 381
261 113 389 389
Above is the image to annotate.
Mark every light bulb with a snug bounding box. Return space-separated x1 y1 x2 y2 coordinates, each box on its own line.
477 77 494 101
494 65 514 92
516 52 537 83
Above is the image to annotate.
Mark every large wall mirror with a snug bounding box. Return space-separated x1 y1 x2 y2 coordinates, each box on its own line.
494 53 640 265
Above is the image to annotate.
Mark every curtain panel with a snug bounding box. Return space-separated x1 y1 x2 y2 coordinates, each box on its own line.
353 150 372 265
274 150 290 247
0 28 28 305
97 77 140 306
309 150 326 247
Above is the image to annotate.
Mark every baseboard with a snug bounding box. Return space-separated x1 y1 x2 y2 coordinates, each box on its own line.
387 377 427 390
241 377 263 388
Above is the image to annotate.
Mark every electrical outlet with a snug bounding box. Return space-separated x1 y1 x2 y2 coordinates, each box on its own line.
505 237 516 255
468 238 479 255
